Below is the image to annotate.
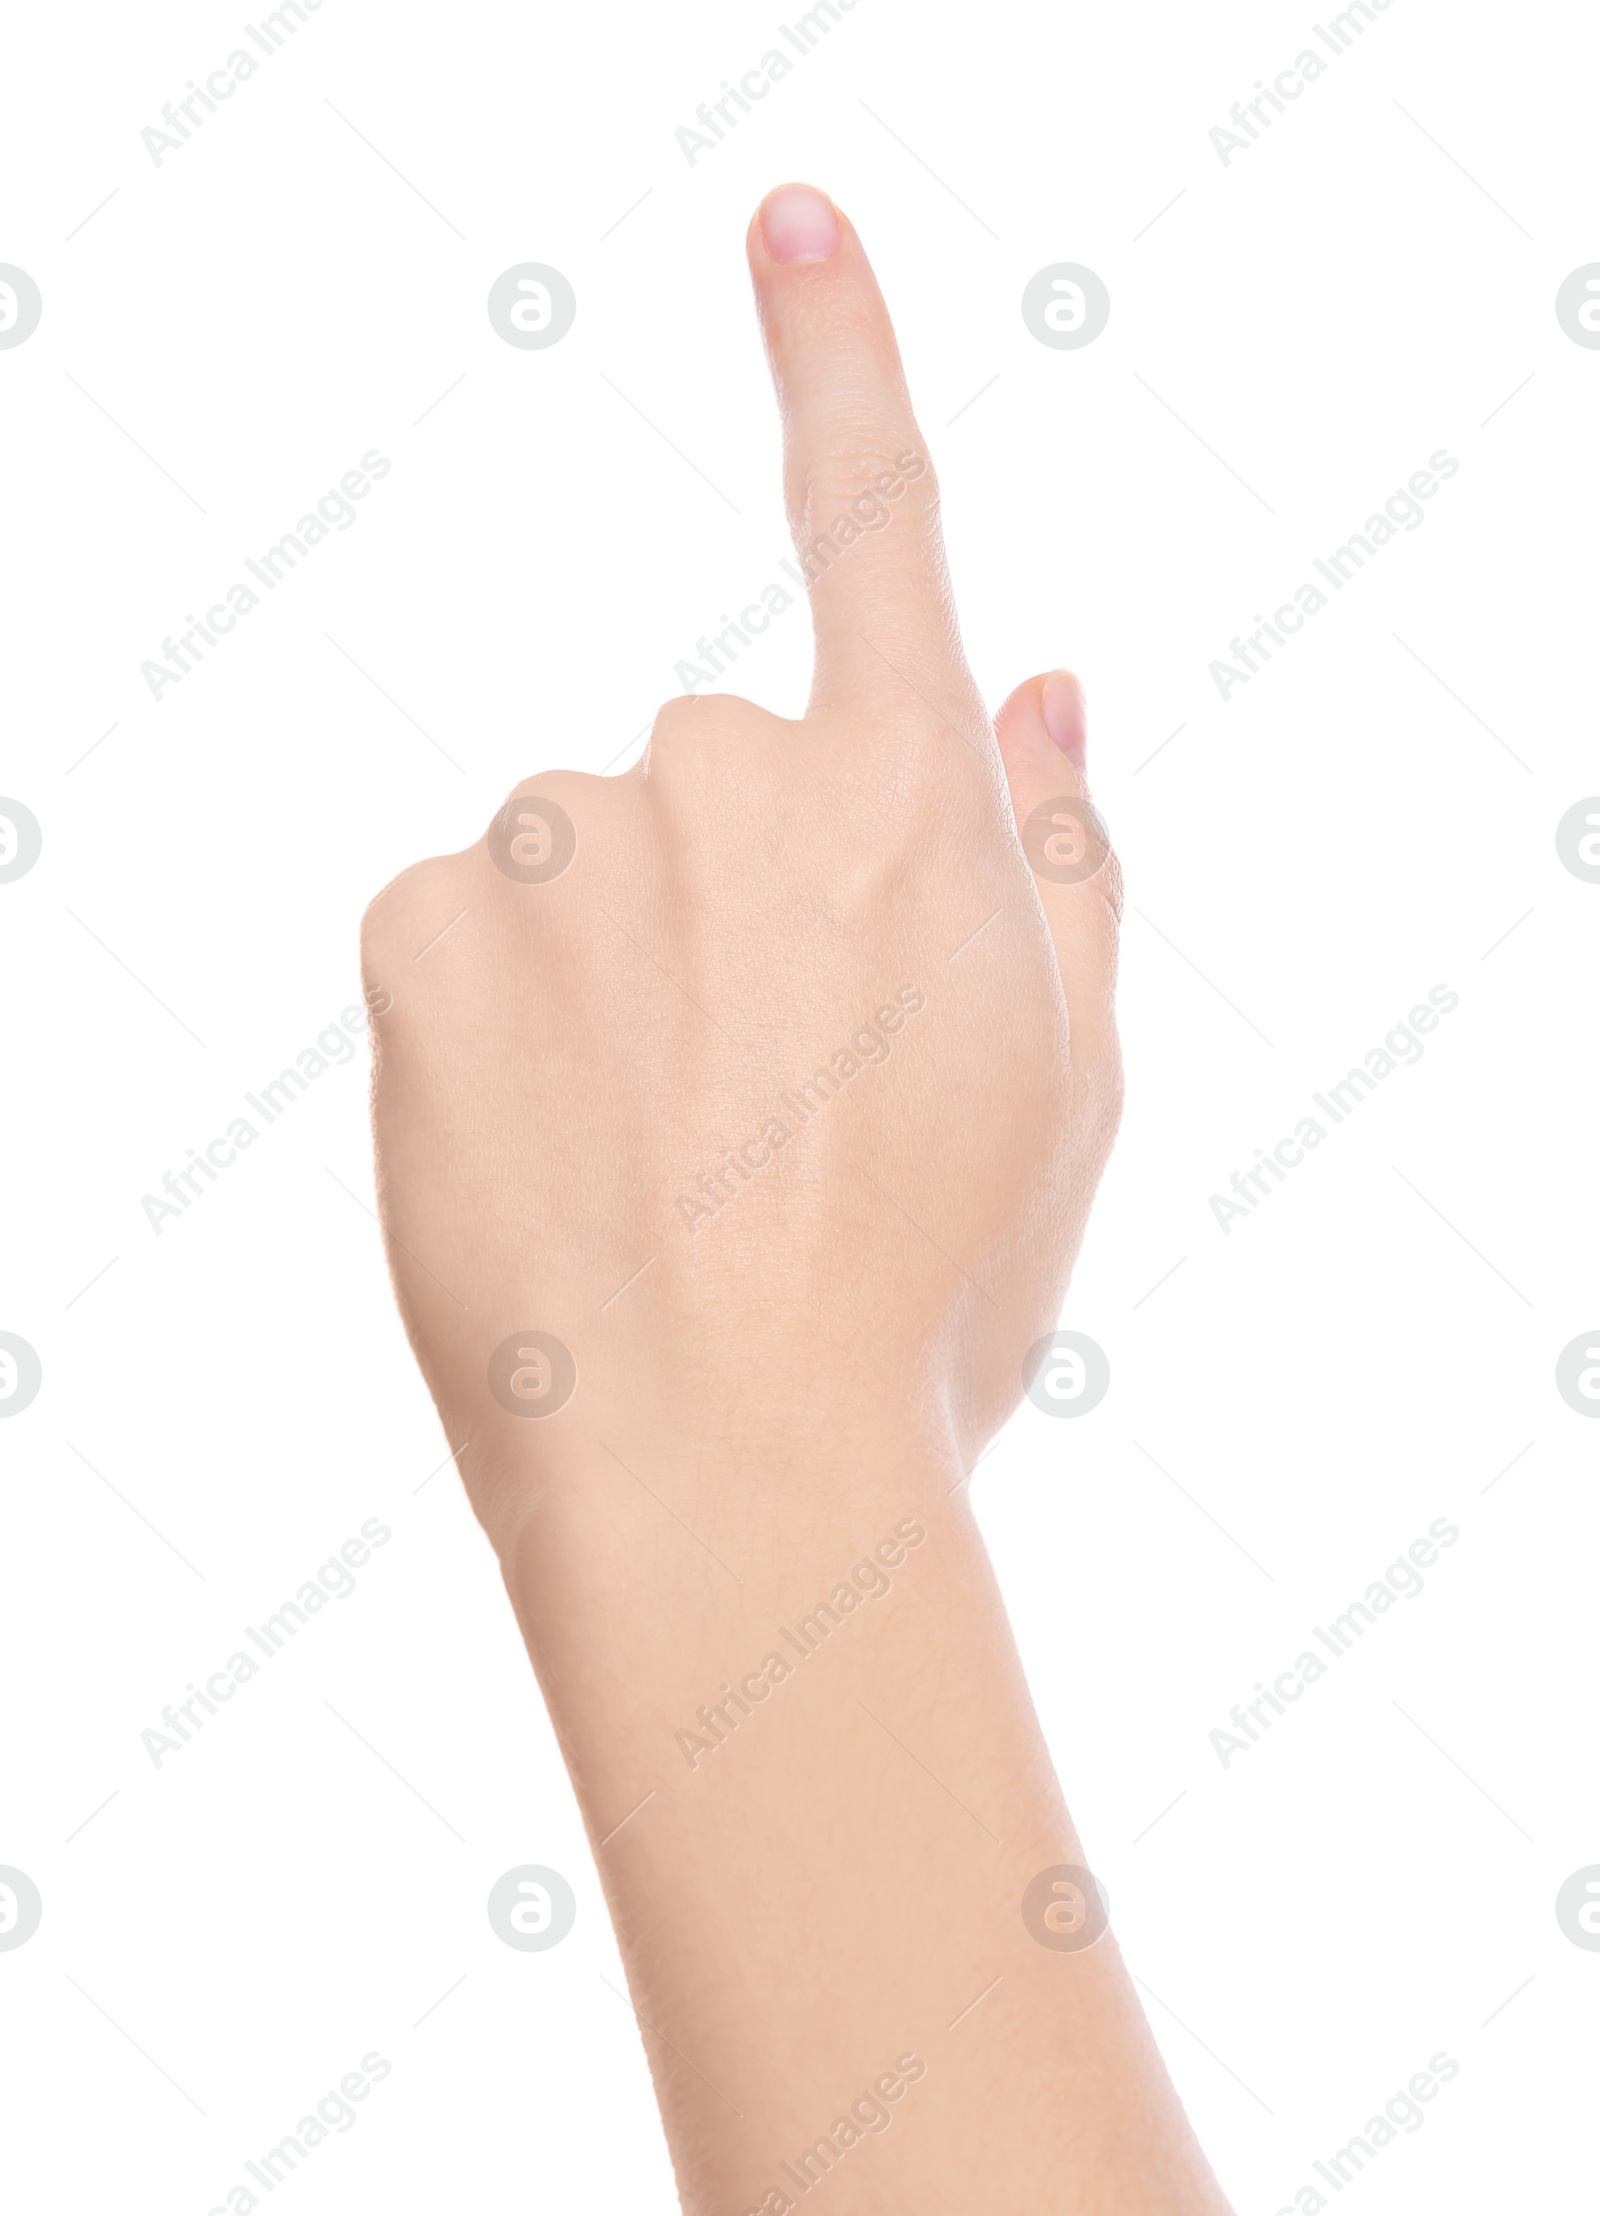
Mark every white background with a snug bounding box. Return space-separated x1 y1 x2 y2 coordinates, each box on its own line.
2 0 1597 2209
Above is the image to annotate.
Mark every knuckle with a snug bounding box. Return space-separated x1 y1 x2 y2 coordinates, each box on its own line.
648 692 751 740
360 855 466 1021
643 693 774 784
476 770 608 906
787 436 933 542
360 855 456 957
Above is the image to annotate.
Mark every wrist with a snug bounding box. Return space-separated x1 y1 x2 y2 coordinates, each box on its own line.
464 1405 966 1662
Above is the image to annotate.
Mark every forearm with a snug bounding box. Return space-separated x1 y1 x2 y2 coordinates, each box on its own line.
494 1431 1230 2215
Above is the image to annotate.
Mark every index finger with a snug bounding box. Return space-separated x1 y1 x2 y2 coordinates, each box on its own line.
746 184 980 730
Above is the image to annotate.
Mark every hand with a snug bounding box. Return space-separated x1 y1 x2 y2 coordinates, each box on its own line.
360 187 1226 2216
360 182 1121 1542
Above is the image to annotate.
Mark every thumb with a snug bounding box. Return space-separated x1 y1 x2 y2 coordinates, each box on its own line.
994 671 1123 1094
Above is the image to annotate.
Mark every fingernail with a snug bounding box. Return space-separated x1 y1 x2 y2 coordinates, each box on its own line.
760 185 841 264
1041 673 1087 768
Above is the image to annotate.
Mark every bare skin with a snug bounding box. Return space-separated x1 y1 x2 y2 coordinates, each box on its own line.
361 183 1233 2215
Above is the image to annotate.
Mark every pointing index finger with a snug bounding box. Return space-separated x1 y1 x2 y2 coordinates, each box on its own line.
747 185 978 726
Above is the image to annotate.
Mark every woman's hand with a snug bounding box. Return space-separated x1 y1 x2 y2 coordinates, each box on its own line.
360 183 1121 1548
355 187 1223 2216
